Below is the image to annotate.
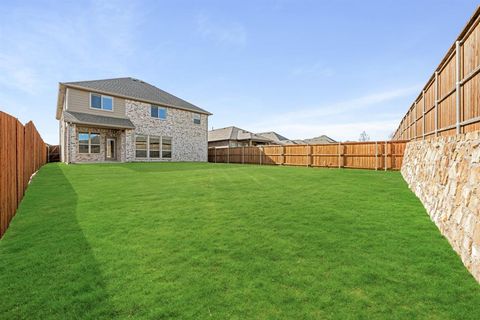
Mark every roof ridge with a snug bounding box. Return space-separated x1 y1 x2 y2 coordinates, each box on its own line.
63 77 133 84
59 77 211 115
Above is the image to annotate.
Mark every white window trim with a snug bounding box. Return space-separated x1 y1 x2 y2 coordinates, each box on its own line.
135 135 172 160
78 130 101 154
161 136 172 159
150 105 167 120
148 136 161 159
89 92 114 112
193 113 201 125
135 135 148 159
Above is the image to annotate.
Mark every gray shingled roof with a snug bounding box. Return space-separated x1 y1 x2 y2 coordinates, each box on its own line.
63 111 135 129
256 131 290 142
208 126 273 142
63 77 211 114
304 135 336 144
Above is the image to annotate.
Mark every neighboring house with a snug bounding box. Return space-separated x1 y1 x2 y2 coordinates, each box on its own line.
256 131 292 145
208 126 274 147
256 132 337 145
56 77 211 163
303 135 337 144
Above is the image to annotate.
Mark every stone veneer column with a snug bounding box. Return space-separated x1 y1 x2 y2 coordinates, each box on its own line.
68 123 77 163
401 132 480 281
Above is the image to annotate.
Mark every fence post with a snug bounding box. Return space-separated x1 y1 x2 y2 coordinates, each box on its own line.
392 142 396 170
375 141 378 171
422 89 426 140
455 40 462 134
259 146 262 165
434 71 439 137
414 101 417 140
338 143 341 168
384 141 388 171
242 146 245 164
214 148 217 163
307 145 312 167
282 145 285 165
227 147 230 163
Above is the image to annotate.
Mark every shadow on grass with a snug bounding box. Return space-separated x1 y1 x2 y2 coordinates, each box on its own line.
0 163 114 318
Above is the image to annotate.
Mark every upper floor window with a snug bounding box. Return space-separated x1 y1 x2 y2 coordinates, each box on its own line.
151 105 167 120
90 93 113 111
193 113 201 125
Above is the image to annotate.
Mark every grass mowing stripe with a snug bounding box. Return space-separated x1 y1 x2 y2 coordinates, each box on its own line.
0 162 479 319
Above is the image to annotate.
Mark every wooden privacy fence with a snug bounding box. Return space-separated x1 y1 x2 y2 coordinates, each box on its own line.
0 111 47 238
393 6 480 140
208 141 408 170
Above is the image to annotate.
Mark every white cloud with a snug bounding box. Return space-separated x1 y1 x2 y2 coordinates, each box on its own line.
0 0 146 144
196 12 247 47
247 84 421 141
253 120 399 142
253 84 420 126
0 53 42 94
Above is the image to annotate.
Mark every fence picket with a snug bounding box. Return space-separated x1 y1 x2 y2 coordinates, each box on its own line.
208 141 407 170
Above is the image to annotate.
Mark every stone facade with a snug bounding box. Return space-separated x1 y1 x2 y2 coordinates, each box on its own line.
60 99 208 163
62 123 127 163
125 100 208 162
401 132 480 281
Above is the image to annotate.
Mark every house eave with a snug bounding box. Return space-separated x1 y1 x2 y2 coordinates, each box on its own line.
66 120 135 130
60 83 213 116
55 84 66 120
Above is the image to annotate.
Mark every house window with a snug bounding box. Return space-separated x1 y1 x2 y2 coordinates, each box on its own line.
149 136 160 158
90 133 100 153
193 113 201 125
151 105 167 119
90 93 113 111
78 132 89 153
135 135 147 158
135 135 172 159
162 137 172 159
78 132 100 154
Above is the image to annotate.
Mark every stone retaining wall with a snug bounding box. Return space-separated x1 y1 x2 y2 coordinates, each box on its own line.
401 132 480 281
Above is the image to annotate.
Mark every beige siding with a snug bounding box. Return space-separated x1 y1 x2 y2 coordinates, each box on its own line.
66 87 126 118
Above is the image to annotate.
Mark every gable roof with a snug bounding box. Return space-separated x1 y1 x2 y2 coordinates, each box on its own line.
303 135 337 144
256 131 290 142
56 77 211 119
208 126 273 143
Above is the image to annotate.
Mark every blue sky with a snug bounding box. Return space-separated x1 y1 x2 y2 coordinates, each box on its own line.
0 0 477 144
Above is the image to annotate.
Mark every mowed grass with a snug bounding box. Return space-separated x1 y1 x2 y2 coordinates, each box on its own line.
1 163 480 319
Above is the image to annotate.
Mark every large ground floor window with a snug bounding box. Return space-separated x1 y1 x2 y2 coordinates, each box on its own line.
135 135 172 160
78 131 100 154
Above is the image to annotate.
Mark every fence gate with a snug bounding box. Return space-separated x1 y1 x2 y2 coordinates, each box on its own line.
48 145 61 163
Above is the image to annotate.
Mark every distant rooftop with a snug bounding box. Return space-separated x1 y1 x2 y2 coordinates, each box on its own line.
209 126 272 143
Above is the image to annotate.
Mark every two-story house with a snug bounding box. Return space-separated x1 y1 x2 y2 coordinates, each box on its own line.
56 77 211 163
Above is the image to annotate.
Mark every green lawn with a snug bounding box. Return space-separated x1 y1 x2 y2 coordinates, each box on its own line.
1 163 480 319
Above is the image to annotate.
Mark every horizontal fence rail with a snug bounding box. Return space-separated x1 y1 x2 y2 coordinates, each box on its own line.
208 141 408 170
0 111 47 238
393 6 480 140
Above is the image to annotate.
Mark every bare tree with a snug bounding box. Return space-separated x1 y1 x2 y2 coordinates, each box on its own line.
359 131 370 142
